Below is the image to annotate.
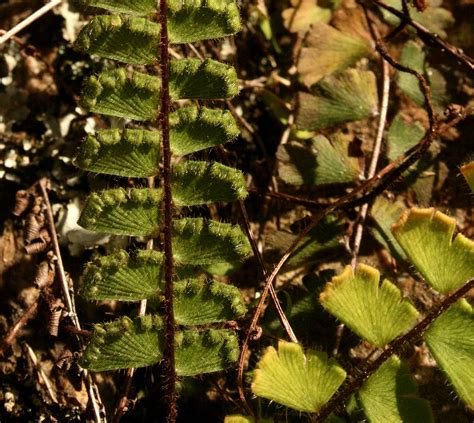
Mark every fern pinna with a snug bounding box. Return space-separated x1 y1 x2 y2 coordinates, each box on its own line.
74 0 251 419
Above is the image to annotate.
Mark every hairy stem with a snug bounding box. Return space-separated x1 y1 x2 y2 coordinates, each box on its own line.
314 279 474 422
159 1 177 421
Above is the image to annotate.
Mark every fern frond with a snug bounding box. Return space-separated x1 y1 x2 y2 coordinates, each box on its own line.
78 188 162 236
81 69 160 121
174 279 246 325
76 15 160 65
168 0 241 43
175 329 239 376
78 0 155 15
170 106 239 156
82 249 164 301
169 59 239 99
172 161 247 206
81 316 239 375
172 218 252 265
80 314 164 371
75 129 160 177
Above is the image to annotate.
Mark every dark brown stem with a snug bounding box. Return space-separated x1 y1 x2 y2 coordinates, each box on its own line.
159 1 177 422
370 0 474 73
314 279 474 422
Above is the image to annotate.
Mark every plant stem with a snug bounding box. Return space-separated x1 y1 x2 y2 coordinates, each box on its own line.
159 1 177 421
0 0 62 44
314 279 474 422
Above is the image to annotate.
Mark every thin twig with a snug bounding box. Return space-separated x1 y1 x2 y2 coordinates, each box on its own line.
0 302 38 356
370 0 474 73
38 179 104 423
0 0 62 45
25 341 58 404
351 9 392 266
314 279 474 422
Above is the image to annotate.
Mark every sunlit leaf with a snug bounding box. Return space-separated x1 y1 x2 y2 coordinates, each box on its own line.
461 161 474 192
320 264 419 347
358 356 433 422
392 208 474 293
424 300 474 409
251 341 346 412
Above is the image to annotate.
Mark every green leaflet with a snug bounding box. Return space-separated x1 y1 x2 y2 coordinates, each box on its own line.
358 356 433 423
172 160 248 206
78 0 241 42
276 133 361 186
392 208 474 293
398 41 426 106
175 329 239 376
174 279 246 325
75 129 160 177
81 61 238 120
461 161 474 192
78 188 162 236
168 0 241 43
82 250 164 301
386 114 424 162
397 41 448 109
320 264 419 347
76 15 160 65
77 0 156 15
80 315 164 371
170 106 239 156
81 315 239 375
370 197 407 260
298 22 370 87
172 218 252 265
296 69 378 131
81 68 160 121
169 58 239 99
424 300 474 409
76 0 247 393
381 0 454 39
75 110 240 177
265 217 344 271
251 341 346 413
